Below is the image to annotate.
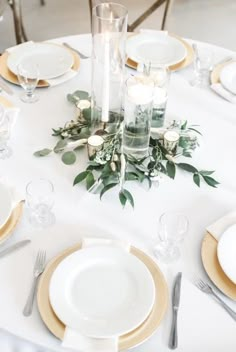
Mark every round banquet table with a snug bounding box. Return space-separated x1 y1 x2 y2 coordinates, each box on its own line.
0 34 236 352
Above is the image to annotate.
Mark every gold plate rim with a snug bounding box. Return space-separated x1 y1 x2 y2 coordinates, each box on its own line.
0 201 24 245
201 232 236 300
0 43 80 88
126 33 194 72
37 243 168 350
210 59 236 85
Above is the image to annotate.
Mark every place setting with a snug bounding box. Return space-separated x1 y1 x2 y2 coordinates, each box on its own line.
0 40 81 101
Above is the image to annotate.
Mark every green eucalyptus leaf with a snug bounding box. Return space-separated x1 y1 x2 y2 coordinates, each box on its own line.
199 170 215 176
100 183 118 199
193 173 200 187
67 93 79 104
182 151 192 158
178 163 198 173
166 161 176 179
76 91 89 100
34 148 52 157
188 127 202 135
202 175 220 188
54 139 68 153
119 190 127 207
125 172 139 181
122 189 134 208
86 172 95 190
82 108 92 122
73 170 90 185
181 120 188 130
61 151 76 165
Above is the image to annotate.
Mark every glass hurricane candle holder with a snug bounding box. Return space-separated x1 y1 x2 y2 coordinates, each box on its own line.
122 75 154 158
91 2 128 134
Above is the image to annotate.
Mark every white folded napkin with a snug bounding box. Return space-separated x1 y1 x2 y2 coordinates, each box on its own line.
211 83 236 104
62 238 130 352
6 41 78 87
206 211 236 240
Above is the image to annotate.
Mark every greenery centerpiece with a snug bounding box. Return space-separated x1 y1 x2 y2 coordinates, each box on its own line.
34 90 219 207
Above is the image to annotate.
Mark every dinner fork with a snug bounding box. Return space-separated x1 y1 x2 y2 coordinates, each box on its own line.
195 278 236 321
63 42 90 59
23 250 46 317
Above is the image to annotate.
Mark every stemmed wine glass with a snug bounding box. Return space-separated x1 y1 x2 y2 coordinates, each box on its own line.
153 211 189 263
17 60 39 103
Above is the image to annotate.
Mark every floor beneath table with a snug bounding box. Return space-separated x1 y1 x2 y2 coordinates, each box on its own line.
0 0 236 52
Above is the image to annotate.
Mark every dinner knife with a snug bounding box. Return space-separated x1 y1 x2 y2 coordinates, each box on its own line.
169 272 182 349
0 240 31 259
0 77 14 95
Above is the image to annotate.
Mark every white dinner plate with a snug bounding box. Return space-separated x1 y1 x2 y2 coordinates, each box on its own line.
7 43 74 80
0 183 12 229
220 62 236 94
49 245 155 338
126 32 187 67
217 224 236 284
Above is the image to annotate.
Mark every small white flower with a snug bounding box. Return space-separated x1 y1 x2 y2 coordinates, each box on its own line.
77 100 91 110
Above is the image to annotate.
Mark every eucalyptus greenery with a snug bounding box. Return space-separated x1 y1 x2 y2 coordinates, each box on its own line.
34 90 219 208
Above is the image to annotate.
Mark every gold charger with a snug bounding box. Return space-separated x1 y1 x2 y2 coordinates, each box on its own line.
0 44 80 88
201 232 236 300
126 34 194 72
211 60 236 84
0 201 24 244
37 243 168 350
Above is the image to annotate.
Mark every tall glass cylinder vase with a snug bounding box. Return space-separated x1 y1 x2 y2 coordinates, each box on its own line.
91 3 128 134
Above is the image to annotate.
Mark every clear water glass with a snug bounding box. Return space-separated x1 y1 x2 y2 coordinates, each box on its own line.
26 178 55 228
17 61 39 103
0 105 12 159
151 66 170 128
193 47 213 87
153 211 189 263
123 75 154 158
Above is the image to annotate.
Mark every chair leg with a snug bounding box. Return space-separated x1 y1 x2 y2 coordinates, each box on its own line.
40 0 45 6
161 0 174 30
128 0 165 32
10 0 25 44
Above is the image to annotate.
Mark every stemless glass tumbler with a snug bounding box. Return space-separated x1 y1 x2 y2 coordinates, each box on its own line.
17 60 39 103
153 211 189 263
0 105 12 159
26 178 55 228
91 3 128 133
123 75 154 158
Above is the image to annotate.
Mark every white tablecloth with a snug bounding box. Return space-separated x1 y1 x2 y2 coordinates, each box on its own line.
0 34 236 352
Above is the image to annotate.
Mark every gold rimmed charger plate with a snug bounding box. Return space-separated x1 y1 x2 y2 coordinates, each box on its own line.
0 44 80 88
201 232 236 300
37 243 168 350
126 34 194 72
0 201 24 245
211 60 236 84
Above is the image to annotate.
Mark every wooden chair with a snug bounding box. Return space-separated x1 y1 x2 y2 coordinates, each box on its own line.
7 0 45 44
88 0 174 31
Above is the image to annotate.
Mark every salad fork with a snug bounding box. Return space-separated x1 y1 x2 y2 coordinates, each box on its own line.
23 250 46 316
63 42 90 59
195 278 236 321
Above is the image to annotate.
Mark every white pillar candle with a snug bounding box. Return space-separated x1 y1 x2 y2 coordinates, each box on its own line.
101 32 110 122
127 83 153 105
